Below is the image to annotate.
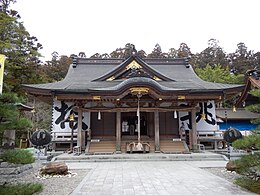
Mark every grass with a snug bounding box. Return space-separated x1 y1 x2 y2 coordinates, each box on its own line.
235 177 260 194
0 183 43 195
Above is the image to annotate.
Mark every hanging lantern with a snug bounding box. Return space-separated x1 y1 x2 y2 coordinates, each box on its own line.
201 113 206 120
174 110 177 119
30 129 51 147
69 113 75 122
137 99 140 117
98 111 101 120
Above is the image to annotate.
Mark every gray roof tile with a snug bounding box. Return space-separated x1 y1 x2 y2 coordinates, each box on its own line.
23 57 243 93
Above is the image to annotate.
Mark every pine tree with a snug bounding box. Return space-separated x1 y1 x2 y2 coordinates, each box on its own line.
0 93 32 145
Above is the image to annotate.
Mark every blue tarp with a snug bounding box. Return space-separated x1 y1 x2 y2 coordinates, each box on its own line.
218 120 258 131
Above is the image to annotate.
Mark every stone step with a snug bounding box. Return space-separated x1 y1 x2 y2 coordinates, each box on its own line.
53 152 227 162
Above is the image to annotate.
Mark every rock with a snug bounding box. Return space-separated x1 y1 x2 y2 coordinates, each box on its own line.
0 167 16 175
0 162 9 168
0 163 33 175
40 162 68 175
226 161 238 172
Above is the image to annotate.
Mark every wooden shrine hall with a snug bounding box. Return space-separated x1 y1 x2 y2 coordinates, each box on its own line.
23 52 244 154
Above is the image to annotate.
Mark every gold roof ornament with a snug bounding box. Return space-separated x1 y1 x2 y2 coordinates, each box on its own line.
106 76 115 81
153 76 162 81
130 87 149 95
177 96 186 100
126 60 142 70
92 96 101 100
232 105 237 112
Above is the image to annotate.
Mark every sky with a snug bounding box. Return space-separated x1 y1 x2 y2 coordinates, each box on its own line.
11 0 260 61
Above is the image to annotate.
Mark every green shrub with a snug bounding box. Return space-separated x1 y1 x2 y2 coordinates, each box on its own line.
231 153 260 193
256 136 260 149
232 137 251 150
0 183 43 195
1 149 35 164
234 153 260 175
235 177 260 194
232 134 260 150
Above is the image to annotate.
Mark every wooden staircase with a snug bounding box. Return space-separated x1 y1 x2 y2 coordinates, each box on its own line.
160 140 189 153
87 137 188 154
88 140 116 154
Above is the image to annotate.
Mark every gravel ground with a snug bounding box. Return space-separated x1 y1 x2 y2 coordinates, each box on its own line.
2 162 90 195
2 163 242 195
202 167 241 183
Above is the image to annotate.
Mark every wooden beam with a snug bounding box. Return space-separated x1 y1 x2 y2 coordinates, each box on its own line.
81 106 195 113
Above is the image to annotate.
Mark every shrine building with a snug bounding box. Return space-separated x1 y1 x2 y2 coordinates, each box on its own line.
23 53 244 154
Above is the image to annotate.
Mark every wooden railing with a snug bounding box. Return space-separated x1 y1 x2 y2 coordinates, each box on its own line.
51 131 77 142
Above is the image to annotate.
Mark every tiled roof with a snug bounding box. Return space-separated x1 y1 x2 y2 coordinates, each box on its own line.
23 55 243 94
216 108 259 120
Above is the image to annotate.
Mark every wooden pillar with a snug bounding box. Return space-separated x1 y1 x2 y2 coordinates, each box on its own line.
116 111 121 153
191 108 198 150
81 109 86 151
77 108 82 149
154 110 160 152
81 130 86 150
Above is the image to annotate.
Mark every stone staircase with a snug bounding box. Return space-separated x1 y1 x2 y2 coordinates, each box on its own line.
52 152 227 162
56 136 227 162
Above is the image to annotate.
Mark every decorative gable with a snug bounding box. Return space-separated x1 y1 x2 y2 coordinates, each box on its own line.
93 55 174 82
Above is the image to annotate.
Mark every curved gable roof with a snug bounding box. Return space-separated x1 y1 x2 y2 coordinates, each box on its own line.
22 55 244 98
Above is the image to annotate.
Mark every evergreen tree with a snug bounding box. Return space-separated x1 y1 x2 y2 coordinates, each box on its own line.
0 93 31 132
194 39 228 68
177 42 192 58
147 44 167 58
195 64 244 84
228 42 255 74
0 0 43 95
43 52 71 82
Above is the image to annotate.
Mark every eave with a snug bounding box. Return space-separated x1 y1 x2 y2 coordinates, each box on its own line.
235 76 260 106
23 84 243 104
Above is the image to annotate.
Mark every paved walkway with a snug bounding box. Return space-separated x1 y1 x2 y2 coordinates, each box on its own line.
69 161 254 195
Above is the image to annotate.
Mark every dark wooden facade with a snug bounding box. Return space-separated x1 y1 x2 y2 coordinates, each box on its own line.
23 54 244 152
